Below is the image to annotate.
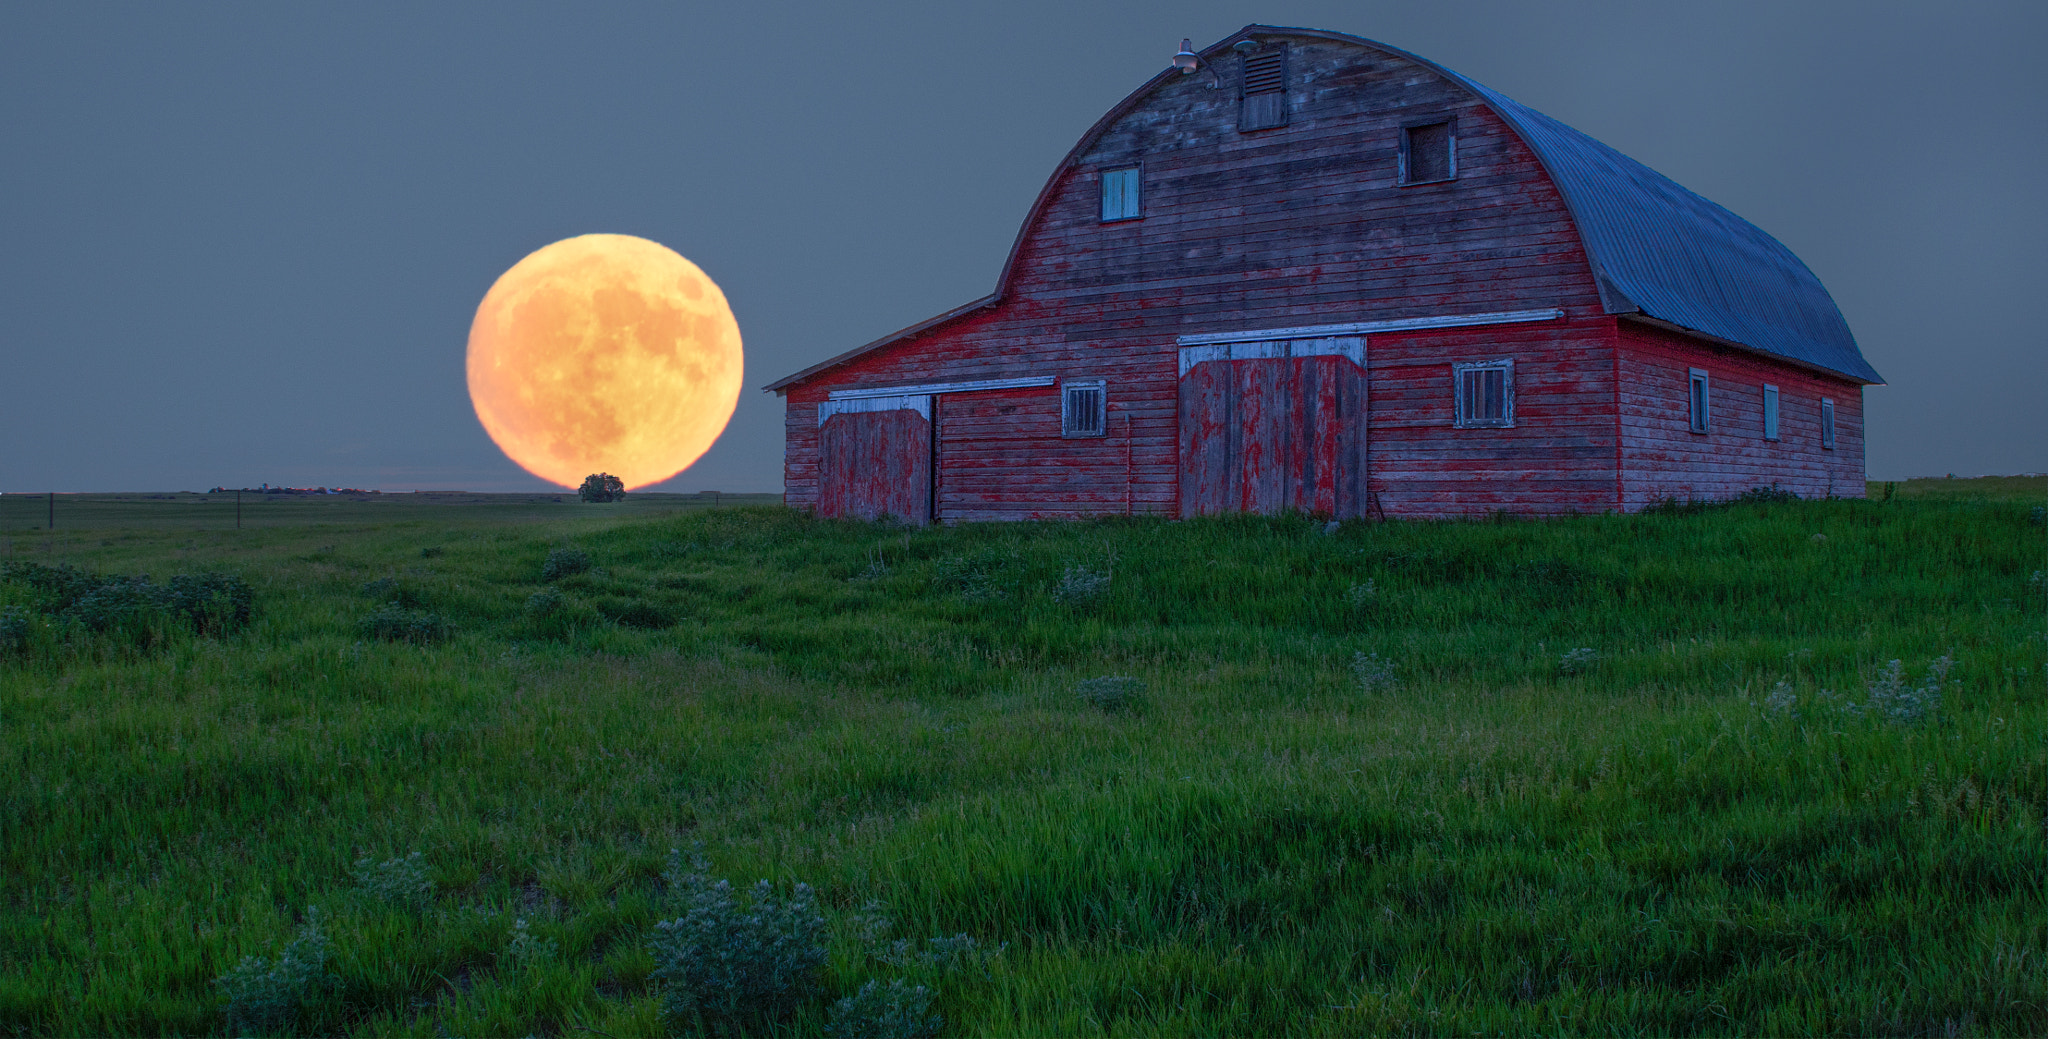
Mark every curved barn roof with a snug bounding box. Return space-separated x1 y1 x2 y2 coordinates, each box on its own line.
767 25 1879 392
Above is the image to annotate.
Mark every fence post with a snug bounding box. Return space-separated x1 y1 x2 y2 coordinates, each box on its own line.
47 492 53 530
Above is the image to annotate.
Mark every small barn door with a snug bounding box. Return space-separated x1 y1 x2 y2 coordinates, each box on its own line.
817 395 933 524
1178 338 1366 518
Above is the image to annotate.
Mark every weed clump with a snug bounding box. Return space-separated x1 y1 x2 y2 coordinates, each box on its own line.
360 604 451 645
500 917 558 973
1855 655 1953 725
1345 581 1379 611
525 588 565 618
353 852 432 910
1557 647 1598 676
1052 565 1110 606
1352 652 1398 693
826 979 942 1039
541 548 591 582
213 907 339 1035
646 848 827 1033
1077 676 1145 714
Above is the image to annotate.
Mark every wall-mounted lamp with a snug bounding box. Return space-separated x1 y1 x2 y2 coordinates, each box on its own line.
1173 38 1200 74
1233 39 1259 54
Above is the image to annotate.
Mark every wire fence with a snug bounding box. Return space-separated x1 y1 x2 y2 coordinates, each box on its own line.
0 492 781 532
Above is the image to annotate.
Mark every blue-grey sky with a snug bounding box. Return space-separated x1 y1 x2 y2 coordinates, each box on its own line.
4 1 2042 491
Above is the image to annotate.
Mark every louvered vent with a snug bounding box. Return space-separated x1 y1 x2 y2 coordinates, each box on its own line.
1239 46 1287 131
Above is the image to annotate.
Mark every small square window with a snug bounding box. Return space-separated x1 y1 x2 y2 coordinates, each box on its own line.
1453 360 1513 428
1063 379 1106 437
1821 398 1836 450
1100 166 1140 222
1688 369 1711 434
1762 384 1780 441
1401 119 1455 184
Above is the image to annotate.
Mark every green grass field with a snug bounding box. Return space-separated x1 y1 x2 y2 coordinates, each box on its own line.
2 480 2044 1036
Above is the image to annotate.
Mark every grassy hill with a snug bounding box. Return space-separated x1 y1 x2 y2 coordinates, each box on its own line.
2 483 2043 1036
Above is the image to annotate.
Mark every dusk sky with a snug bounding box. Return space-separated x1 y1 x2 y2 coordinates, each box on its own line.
4 1 2042 492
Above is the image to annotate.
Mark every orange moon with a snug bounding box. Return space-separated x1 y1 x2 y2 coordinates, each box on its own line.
467 234 742 490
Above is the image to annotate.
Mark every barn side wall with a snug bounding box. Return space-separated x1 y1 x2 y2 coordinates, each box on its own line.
1617 321 1867 507
1367 315 1618 518
782 34 1609 519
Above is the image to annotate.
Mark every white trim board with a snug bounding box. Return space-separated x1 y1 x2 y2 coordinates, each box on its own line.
828 376 1055 401
1178 337 1364 378
1174 308 1564 347
817 394 931 425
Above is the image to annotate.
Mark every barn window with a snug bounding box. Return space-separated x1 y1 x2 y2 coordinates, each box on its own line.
1688 369 1711 434
1401 119 1456 184
1100 166 1141 222
1063 379 1106 437
1239 45 1288 131
1762 384 1780 441
1821 398 1836 449
1452 360 1513 428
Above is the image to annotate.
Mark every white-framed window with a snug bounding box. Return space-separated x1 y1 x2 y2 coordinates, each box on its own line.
1100 166 1141 222
1821 398 1836 450
1452 359 1513 428
1062 379 1106 437
1400 118 1456 185
1688 369 1711 434
1762 384 1780 441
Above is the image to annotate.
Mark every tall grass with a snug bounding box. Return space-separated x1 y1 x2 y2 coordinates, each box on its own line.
0 487 2043 1035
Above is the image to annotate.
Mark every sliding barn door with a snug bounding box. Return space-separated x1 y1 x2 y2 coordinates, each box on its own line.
1179 338 1366 518
817 395 933 524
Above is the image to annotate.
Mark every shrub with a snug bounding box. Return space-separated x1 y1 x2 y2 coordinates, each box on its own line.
1352 652 1397 693
0 607 32 656
213 906 340 1035
826 979 942 1039
646 848 827 1032
525 588 565 618
541 548 591 582
1077 676 1145 714
353 852 432 910
66 577 174 649
161 572 253 634
360 604 451 645
1557 647 1598 676
500 917 558 973
579 473 626 503
1856 655 1952 726
1052 565 1110 606
0 561 101 612
1345 581 1379 611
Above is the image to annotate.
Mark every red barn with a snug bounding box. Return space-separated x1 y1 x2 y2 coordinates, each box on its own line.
766 25 1881 522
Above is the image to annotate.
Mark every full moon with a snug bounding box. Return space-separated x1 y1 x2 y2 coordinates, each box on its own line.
467 234 743 490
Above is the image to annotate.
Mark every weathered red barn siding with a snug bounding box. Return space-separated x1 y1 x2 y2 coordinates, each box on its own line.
1365 315 1619 517
1617 321 1865 506
782 34 1613 520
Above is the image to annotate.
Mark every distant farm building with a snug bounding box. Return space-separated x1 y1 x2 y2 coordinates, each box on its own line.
767 25 1880 522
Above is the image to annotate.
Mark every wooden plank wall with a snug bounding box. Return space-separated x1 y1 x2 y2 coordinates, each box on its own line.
1366 315 1619 517
1617 321 1866 506
784 35 1613 518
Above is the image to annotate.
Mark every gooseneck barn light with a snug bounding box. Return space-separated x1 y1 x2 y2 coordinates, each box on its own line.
1173 39 1200 73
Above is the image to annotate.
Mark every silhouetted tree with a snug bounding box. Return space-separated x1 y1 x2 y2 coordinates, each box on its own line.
578 473 626 503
